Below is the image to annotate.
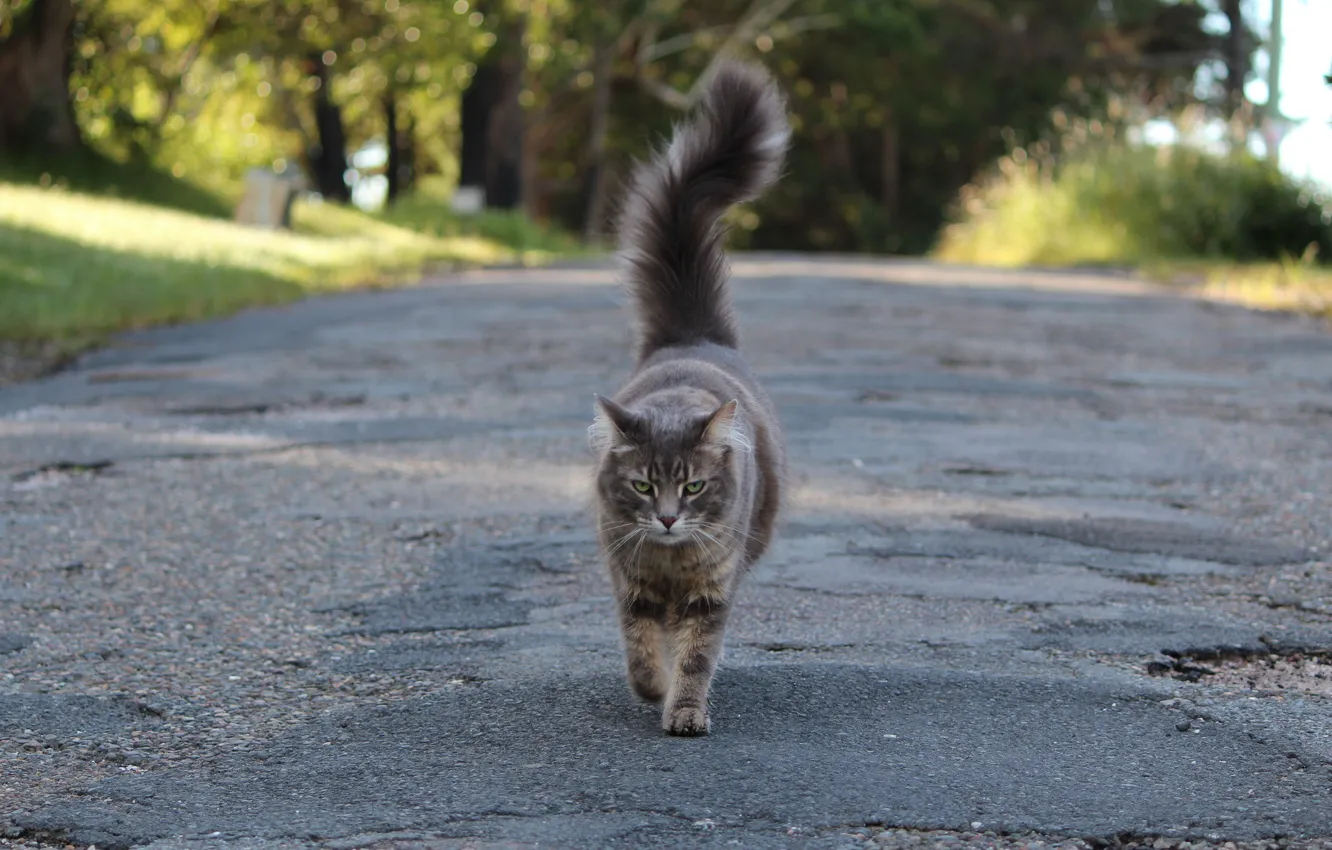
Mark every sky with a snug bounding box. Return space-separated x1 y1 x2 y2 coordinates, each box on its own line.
1141 0 1331 191
1241 0 1332 190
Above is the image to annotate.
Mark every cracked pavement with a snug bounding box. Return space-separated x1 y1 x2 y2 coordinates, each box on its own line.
3 256 1332 849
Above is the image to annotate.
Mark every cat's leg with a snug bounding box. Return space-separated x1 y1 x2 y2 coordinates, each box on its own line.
662 598 730 736
619 597 668 702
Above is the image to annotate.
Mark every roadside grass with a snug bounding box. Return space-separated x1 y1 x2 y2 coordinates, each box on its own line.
0 167 584 354
1144 258 1332 320
0 148 233 219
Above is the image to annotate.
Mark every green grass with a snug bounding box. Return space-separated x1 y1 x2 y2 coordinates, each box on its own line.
0 167 582 346
0 148 232 219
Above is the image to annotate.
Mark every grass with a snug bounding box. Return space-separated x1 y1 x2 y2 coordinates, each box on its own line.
1145 257 1332 320
0 148 232 219
0 165 583 348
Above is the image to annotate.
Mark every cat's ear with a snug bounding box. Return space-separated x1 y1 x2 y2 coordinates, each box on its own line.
590 394 639 453
699 399 750 451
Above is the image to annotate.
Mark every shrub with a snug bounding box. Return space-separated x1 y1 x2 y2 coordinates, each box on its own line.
936 141 1332 267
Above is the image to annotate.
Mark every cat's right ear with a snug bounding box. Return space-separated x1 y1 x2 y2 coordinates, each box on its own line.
590 394 639 453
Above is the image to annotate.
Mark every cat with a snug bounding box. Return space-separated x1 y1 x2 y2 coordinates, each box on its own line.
589 60 790 736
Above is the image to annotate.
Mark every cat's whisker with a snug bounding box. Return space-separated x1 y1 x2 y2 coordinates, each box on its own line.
705 521 765 546
605 528 644 559
691 526 726 551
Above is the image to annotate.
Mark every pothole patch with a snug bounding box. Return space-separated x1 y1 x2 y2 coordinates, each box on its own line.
1148 647 1332 694
11 460 115 491
166 392 367 416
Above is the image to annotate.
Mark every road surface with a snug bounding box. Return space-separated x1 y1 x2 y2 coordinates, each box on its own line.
3 256 1332 849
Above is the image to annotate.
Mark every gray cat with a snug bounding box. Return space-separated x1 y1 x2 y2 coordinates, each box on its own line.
589 61 789 736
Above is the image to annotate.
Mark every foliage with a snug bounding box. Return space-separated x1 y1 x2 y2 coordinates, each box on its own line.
731 0 1222 255
0 0 1265 257
935 137 1332 267
63 0 484 194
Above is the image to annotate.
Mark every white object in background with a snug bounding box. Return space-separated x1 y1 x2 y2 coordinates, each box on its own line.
235 169 300 230
450 185 486 215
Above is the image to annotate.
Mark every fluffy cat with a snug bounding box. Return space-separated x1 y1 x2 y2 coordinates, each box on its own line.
589 61 789 736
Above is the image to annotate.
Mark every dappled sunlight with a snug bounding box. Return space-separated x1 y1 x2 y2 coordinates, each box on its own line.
0 184 529 341
0 185 508 276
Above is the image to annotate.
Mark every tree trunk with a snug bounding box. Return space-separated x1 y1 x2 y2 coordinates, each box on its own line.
458 63 498 193
457 15 526 210
1222 0 1249 134
880 117 899 224
384 89 400 205
400 110 417 195
484 18 526 210
0 0 81 153
306 57 350 203
579 41 616 243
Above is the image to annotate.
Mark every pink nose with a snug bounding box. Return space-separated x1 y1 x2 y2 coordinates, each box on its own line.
658 516 677 530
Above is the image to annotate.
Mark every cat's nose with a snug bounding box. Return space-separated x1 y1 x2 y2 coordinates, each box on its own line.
658 516 677 530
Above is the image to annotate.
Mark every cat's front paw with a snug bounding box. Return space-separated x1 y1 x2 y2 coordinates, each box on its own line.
663 704 710 736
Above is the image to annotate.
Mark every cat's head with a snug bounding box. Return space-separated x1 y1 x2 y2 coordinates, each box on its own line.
590 394 749 547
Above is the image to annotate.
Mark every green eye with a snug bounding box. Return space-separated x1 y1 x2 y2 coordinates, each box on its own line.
632 480 653 493
684 480 705 494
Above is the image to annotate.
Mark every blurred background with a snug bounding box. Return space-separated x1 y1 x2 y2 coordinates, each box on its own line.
0 0 1330 360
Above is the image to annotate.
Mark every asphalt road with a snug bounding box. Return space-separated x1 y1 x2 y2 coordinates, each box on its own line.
3 256 1332 849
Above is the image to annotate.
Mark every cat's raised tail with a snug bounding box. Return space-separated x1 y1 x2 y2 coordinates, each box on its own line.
617 61 790 361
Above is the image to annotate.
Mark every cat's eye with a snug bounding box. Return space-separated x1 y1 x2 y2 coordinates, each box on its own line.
684 480 706 494
631 480 653 494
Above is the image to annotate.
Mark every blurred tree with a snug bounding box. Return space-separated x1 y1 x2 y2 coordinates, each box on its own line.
67 0 223 163
0 0 81 152
59 0 475 201
520 0 816 235
5 0 1273 255
738 0 1227 253
457 4 526 210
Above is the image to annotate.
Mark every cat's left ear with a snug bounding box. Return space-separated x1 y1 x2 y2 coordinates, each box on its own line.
699 399 749 451
590 394 639 453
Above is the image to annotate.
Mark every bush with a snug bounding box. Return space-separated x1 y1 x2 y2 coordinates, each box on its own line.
936 141 1332 267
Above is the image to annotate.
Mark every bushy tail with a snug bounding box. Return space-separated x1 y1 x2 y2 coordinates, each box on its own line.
617 61 789 360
